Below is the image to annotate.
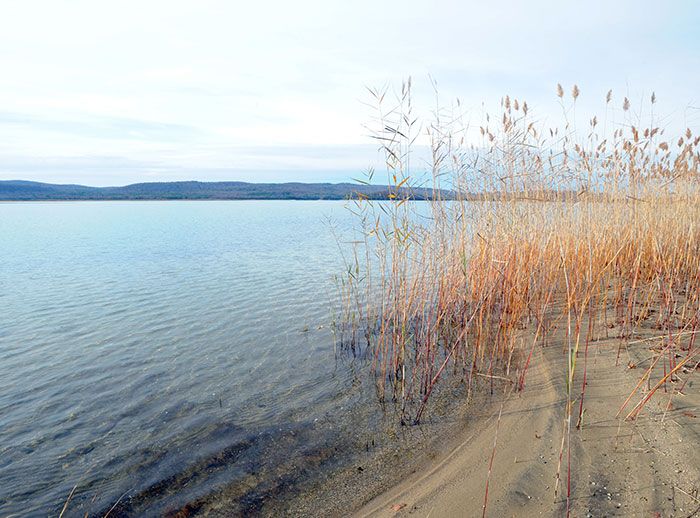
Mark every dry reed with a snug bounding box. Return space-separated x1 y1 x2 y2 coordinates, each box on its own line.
340 80 700 514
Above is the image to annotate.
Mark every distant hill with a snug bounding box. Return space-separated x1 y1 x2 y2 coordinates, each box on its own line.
0 180 444 201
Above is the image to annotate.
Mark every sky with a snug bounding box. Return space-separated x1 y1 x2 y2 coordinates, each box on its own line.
0 0 699 186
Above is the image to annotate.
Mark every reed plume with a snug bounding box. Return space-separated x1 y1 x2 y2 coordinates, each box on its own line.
340 82 699 476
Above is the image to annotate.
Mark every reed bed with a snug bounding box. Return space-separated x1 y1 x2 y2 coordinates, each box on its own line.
340 80 700 512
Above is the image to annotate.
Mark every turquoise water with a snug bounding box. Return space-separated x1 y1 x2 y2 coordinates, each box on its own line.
0 201 367 516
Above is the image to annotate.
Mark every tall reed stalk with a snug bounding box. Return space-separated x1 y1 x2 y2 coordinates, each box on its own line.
340 79 699 511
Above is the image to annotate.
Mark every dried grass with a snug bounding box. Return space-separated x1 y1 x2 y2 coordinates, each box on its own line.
340 80 700 513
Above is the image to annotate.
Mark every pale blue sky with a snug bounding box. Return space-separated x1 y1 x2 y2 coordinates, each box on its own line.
0 0 698 185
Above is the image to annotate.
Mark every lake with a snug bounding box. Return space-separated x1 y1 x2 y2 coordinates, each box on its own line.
0 201 379 516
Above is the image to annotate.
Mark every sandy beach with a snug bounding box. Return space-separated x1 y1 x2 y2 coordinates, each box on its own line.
354 329 699 518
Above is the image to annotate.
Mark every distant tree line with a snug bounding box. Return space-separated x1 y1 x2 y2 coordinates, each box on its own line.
0 180 445 201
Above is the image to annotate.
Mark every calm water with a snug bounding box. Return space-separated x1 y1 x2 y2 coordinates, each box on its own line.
0 201 370 516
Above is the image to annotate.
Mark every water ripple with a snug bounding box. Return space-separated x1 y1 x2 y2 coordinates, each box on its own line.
0 201 357 516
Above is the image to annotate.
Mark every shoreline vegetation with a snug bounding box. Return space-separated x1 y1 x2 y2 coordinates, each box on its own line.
336 80 700 516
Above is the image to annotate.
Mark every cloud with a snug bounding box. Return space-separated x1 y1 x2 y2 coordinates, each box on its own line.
0 145 390 185
0 111 201 141
0 0 698 183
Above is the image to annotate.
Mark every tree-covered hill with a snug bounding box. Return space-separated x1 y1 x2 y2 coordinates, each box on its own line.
0 180 440 201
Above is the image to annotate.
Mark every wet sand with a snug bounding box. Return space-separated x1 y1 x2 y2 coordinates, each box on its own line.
194 369 502 517
185 310 699 517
